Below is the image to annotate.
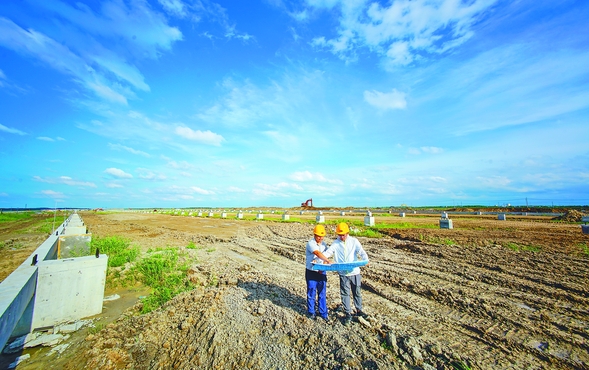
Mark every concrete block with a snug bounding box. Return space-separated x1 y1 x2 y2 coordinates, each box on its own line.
340 211 345 216
364 216 375 227
316 215 325 223
399 212 405 217
440 219 453 229
32 255 108 330
256 213 264 220
62 226 87 235
282 214 290 221
59 234 92 258
237 212 243 219
221 212 227 218
300 211 304 215
498 213 506 221
582 225 589 235
207 212 214 217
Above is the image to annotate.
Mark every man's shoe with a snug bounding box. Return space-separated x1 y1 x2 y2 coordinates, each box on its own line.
320 316 330 323
355 310 368 318
307 313 316 320
343 314 352 326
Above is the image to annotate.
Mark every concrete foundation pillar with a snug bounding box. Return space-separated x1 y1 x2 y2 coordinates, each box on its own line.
498 213 506 221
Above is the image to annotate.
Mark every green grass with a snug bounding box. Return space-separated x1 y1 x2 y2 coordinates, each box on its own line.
419 234 457 245
88 322 105 335
451 361 472 370
134 248 193 313
0 212 35 223
186 241 201 250
505 242 541 252
578 243 589 257
373 222 438 229
90 236 140 268
351 229 384 238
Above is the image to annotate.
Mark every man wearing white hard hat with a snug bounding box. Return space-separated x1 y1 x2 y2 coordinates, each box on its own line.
331 222 369 326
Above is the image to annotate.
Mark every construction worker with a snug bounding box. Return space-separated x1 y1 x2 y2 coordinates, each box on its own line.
331 222 369 325
305 224 333 322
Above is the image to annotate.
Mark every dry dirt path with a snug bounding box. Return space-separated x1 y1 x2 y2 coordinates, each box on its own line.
7 211 587 369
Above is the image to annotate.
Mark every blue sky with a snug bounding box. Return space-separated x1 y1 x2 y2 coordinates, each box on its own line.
1 0 588 208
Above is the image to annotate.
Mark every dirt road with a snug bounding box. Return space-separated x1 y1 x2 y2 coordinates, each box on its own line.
5 211 589 369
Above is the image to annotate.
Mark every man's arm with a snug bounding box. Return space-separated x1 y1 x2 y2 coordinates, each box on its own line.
313 250 332 264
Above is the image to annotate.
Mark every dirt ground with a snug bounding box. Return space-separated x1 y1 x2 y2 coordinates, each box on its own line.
2 210 589 369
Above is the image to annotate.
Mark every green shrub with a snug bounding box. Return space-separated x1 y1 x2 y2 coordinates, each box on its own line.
134 248 193 313
351 229 383 238
90 236 139 268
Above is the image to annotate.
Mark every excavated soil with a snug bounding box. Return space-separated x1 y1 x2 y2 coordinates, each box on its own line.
3 211 589 369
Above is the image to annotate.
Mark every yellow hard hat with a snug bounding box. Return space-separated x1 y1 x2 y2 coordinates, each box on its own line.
336 222 349 235
313 224 326 237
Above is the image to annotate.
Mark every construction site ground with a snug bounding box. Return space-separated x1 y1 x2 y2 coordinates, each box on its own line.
1 210 588 369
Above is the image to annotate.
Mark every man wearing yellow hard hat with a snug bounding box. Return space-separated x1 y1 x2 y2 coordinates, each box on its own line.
305 224 334 322
332 222 369 326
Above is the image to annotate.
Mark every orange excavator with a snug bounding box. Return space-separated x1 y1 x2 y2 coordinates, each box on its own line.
301 198 313 209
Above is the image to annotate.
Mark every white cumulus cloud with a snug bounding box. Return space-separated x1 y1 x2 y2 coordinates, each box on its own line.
104 167 133 179
175 126 224 146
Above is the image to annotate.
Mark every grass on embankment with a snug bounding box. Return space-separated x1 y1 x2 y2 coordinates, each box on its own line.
90 236 195 314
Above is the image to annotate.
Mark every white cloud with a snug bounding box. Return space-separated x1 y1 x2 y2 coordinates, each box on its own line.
108 143 150 157
175 126 224 146
364 89 407 110
289 171 343 185
228 186 246 193
421 146 444 154
0 123 26 135
105 182 124 188
407 146 444 155
37 137 54 142
308 0 497 65
137 169 166 181
158 0 187 18
476 176 511 188
33 176 96 187
40 190 65 199
0 17 131 104
191 186 215 195
104 167 133 179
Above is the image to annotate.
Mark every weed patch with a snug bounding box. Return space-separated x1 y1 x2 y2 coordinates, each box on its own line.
134 248 193 314
373 222 437 229
90 236 139 268
420 235 457 245
505 242 541 252
578 243 589 256
186 241 202 250
351 229 383 238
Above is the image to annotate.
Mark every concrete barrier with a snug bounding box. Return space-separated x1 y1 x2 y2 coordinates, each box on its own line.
0 213 107 350
32 255 107 329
